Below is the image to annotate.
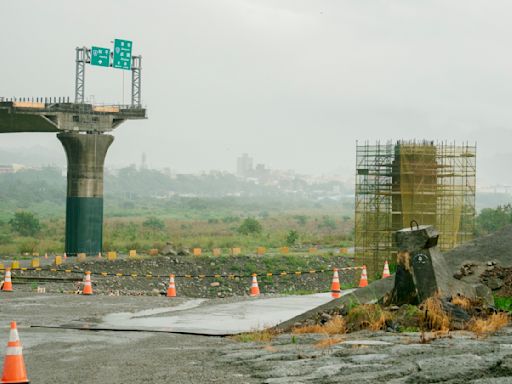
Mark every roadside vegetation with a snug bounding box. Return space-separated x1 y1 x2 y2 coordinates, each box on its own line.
0 167 353 255
495 296 512 313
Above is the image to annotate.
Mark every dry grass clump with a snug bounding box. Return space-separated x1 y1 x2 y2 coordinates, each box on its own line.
293 315 346 335
323 315 347 334
232 328 278 343
345 304 392 331
292 324 325 334
421 295 450 332
467 313 510 337
451 295 472 310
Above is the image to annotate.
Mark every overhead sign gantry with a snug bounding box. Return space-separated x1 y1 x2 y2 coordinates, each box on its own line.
74 38 142 106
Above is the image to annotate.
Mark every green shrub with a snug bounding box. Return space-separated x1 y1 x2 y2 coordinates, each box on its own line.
238 218 263 235
9 211 41 236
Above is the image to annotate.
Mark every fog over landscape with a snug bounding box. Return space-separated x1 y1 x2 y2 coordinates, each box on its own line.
2 1 512 185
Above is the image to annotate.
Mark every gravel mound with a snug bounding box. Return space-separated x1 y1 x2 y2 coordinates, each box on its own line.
445 225 512 271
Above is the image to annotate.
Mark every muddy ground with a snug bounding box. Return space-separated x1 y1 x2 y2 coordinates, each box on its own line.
0 292 511 383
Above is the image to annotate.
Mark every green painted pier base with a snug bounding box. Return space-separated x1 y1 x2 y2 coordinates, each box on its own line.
58 132 113 255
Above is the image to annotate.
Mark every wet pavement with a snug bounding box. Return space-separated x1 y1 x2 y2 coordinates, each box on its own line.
62 292 352 335
0 292 510 383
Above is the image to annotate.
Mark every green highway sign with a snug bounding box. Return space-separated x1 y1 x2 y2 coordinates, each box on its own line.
113 39 132 70
90 46 110 67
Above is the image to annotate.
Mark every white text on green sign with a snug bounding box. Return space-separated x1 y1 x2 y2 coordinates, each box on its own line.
113 39 132 70
90 46 110 67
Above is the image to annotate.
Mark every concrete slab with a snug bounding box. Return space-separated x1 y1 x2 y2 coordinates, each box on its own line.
56 291 353 336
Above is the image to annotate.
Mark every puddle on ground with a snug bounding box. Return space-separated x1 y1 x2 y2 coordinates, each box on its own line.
103 299 206 324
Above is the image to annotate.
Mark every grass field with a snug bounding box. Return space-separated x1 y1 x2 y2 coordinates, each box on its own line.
0 197 353 255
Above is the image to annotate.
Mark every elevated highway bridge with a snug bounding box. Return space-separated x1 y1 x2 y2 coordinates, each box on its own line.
0 97 147 255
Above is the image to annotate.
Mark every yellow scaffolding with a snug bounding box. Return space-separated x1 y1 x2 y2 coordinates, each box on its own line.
354 140 476 277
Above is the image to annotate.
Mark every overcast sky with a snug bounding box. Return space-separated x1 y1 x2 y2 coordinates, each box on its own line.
1 0 512 185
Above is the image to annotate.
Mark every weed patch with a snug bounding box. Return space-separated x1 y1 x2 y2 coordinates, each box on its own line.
467 313 510 337
345 304 392 331
495 296 512 313
420 295 450 332
231 329 278 343
293 315 346 335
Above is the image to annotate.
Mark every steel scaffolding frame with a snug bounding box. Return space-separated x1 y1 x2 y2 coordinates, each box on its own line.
354 140 476 277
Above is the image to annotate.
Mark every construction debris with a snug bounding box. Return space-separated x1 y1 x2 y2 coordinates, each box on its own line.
387 224 491 305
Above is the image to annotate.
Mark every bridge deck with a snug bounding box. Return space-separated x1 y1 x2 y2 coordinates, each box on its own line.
0 100 146 133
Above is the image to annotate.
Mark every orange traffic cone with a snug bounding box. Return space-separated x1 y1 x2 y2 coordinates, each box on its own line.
97 252 102 260
44 253 48 260
331 268 341 298
82 271 93 295
250 274 260 297
382 260 391 278
1 321 29 384
166 274 177 297
63 252 67 260
359 265 368 288
2 268 13 292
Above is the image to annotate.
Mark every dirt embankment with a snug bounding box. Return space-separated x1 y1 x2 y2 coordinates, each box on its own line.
14 254 358 298
445 225 512 296
445 225 512 271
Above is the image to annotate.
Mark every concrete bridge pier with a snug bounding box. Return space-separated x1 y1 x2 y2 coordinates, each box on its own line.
57 132 113 255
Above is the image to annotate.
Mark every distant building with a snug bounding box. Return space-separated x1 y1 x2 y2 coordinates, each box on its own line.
236 153 253 177
140 152 147 170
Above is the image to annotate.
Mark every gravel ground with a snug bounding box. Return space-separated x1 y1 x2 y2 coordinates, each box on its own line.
1 292 511 383
445 225 512 271
7 254 359 298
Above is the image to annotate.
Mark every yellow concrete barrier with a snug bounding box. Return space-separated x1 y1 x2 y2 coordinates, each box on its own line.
257 247 266 255
230 247 241 256
128 250 137 258
193 248 202 256
0 263 4 270
31 258 40 268
308 247 317 254
77 253 87 262
340 247 348 254
107 251 117 261
11 260 20 269
279 247 289 254
212 248 221 257
54 256 62 266
149 248 159 256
